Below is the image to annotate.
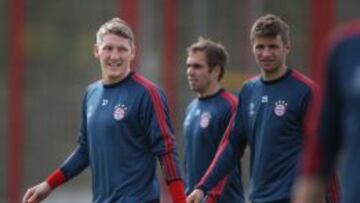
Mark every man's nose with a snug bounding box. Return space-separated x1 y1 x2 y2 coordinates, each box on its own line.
262 48 272 57
110 50 120 59
187 67 194 75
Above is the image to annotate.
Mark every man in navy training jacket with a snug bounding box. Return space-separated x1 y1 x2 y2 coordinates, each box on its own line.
294 20 360 203
184 37 244 203
23 17 186 203
186 14 339 203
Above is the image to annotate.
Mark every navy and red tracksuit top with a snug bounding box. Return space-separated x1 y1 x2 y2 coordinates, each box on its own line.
183 89 244 202
54 72 183 202
197 69 339 203
302 21 360 203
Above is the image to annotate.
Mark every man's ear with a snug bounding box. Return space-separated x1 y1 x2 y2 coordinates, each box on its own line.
93 44 99 58
212 65 221 80
284 43 291 54
130 46 136 60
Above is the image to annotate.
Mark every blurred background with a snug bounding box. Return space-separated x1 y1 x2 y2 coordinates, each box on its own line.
1 0 359 202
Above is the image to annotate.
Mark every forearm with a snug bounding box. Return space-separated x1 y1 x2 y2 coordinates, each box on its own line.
46 169 66 189
46 146 89 189
197 138 242 193
158 151 186 202
204 175 229 202
158 150 183 181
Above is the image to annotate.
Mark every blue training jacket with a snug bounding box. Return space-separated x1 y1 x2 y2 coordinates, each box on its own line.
183 89 244 203
198 69 317 202
304 23 360 203
58 72 182 203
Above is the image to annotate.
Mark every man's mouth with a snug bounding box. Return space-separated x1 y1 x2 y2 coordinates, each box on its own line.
107 61 122 68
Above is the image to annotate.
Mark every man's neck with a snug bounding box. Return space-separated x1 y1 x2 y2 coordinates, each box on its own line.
261 66 288 81
102 68 131 85
197 83 221 98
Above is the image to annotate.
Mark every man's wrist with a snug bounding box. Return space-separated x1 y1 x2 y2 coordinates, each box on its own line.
168 180 186 203
46 169 66 189
196 185 208 195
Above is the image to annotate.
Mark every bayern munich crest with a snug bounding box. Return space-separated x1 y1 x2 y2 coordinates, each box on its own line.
200 112 211 128
274 100 288 117
113 104 128 120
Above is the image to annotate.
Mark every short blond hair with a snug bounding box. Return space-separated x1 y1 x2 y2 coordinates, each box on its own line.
96 18 135 47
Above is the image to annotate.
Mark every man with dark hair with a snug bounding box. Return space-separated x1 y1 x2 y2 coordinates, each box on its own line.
187 14 339 203
294 21 360 203
22 17 186 203
184 38 244 202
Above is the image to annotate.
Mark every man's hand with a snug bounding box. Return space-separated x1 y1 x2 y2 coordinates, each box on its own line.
23 182 52 203
292 176 325 203
186 189 205 203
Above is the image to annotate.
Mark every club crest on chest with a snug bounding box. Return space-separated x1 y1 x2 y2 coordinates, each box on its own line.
274 100 288 117
200 112 211 128
113 104 128 120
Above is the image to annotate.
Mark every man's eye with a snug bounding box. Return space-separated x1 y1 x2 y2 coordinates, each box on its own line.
118 47 128 52
187 64 202 68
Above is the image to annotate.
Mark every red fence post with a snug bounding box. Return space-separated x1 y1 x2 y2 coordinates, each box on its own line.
310 0 335 81
7 0 26 202
119 0 140 69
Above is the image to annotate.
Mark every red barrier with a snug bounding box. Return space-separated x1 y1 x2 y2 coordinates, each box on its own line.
7 0 26 202
119 0 140 69
162 0 178 127
310 0 335 81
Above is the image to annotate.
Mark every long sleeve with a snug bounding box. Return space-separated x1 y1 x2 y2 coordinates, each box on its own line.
140 87 182 181
317 58 342 177
206 93 241 200
46 95 90 189
204 114 236 201
138 83 185 202
196 94 247 193
300 54 341 203
301 44 341 178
